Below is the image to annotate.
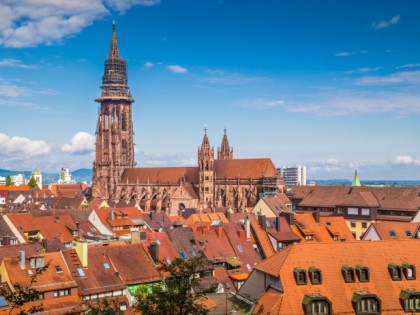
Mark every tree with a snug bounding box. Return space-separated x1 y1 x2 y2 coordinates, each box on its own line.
66 298 124 315
28 176 38 189
136 251 212 315
0 263 49 315
5 175 13 186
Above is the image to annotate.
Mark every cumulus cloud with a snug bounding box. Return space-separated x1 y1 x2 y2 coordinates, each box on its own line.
166 65 188 74
0 0 160 48
393 155 420 166
308 158 360 173
62 131 95 155
372 15 400 30
0 133 51 157
240 99 285 110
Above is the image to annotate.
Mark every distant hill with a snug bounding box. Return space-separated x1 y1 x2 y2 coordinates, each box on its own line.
0 168 93 184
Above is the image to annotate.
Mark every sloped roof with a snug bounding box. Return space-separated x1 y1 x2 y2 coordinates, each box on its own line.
192 226 236 262
368 221 419 240
62 247 126 295
214 158 278 179
261 194 292 214
253 240 420 314
121 167 198 184
266 217 301 242
290 186 420 211
248 215 275 259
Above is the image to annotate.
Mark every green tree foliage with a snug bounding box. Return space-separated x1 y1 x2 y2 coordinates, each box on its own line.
28 176 38 189
0 263 49 315
66 298 124 315
5 175 13 186
136 251 211 315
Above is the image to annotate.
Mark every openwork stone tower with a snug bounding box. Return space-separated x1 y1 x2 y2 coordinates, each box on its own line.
92 22 135 199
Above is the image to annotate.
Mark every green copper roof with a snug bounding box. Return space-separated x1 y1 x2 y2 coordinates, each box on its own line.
31 167 41 175
352 170 361 186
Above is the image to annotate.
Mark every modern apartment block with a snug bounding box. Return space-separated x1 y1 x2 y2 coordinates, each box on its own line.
277 166 307 188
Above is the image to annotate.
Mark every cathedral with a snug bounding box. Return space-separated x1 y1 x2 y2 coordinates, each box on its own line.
92 23 284 215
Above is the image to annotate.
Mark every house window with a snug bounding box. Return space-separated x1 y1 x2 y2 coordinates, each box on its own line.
402 263 416 280
361 222 367 229
388 264 402 281
293 268 307 285
352 292 380 315
356 266 370 282
305 234 314 241
309 267 322 285
361 208 370 216
348 208 358 215
54 289 70 297
302 294 331 315
341 266 355 283
400 290 420 312
350 222 356 228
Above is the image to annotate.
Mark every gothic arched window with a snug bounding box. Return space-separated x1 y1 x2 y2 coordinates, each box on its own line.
121 113 126 131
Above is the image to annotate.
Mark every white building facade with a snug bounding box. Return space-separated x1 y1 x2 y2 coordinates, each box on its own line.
277 166 306 188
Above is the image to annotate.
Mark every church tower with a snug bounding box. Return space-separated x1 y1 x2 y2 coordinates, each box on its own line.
198 126 214 210
92 21 135 199
217 128 233 160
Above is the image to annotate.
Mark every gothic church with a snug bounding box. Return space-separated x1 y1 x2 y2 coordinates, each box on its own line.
92 23 284 215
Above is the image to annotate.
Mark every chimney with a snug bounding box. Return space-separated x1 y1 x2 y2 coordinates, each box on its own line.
283 212 295 225
258 215 266 231
245 216 251 239
149 211 154 220
73 240 88 267
109 209 115 220
238 230 246 240
140 231 147 241
2 235 10 246
131 230 141 244
150 242 159 263
18 250 25 269
313 211 320 223
276 216 281 232
216 226 223 237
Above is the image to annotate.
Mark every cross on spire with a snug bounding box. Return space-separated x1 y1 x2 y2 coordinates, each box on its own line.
109 20 120 60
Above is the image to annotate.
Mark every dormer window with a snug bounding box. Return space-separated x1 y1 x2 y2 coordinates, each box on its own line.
400 289 420 312
388 264 402 281
352 291 380 315
294 267 307 285
341 266 355 283
355 265 370 282
402 263 416 280
308 267 322 285
302 294 331 315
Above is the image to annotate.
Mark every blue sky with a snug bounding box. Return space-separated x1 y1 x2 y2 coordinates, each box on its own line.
1 0 420 180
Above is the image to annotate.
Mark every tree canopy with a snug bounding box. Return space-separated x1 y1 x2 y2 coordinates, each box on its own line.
28 176 38 189
135 251 212 315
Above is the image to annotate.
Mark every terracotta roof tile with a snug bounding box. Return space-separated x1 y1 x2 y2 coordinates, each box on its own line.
121 167 198 184
214 158 278 179
367 221 419 240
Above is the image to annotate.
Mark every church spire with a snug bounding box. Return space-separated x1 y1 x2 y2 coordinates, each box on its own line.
109 20 120 60
351 169 361 186
201 125 210 148
217 127 233 160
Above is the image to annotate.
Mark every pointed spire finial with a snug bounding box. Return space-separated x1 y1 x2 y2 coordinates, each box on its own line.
109 20 120 60
204 124 207 134
224 127 227 135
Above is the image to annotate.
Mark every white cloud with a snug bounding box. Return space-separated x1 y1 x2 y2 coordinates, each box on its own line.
308 158 360 173
0 133 51 157
393 155 420 166
343 67 381 74
335 51 353 57
372 15 400 30
166 65 188 74
144 61 154 68
395 63 420 69
356 70 420 85
288 88 420 115
0 82 29 97
0 59 37 69
62 131 95 155
240 99 285 110
0 0 160 48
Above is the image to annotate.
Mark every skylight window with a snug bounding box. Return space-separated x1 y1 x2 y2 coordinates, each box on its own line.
246 264 252 272
166 258 172 265
179 251 188 259
190 250 196 257
265 221 271 228
103 263 110 269
156 240 161 246
55 265 63 273
390 230 396 237
0 296 7 307
77 267 86 277
237 245 243 252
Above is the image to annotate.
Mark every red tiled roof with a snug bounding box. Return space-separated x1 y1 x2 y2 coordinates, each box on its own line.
249 215 275 259
214 158 278 179
368 221 419 240
121 167 198 184
254 240 420 315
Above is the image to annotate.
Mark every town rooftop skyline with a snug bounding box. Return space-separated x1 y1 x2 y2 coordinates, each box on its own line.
1 0 420 180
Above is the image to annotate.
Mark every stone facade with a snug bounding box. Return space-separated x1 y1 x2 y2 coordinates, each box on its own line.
92 23 285 214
